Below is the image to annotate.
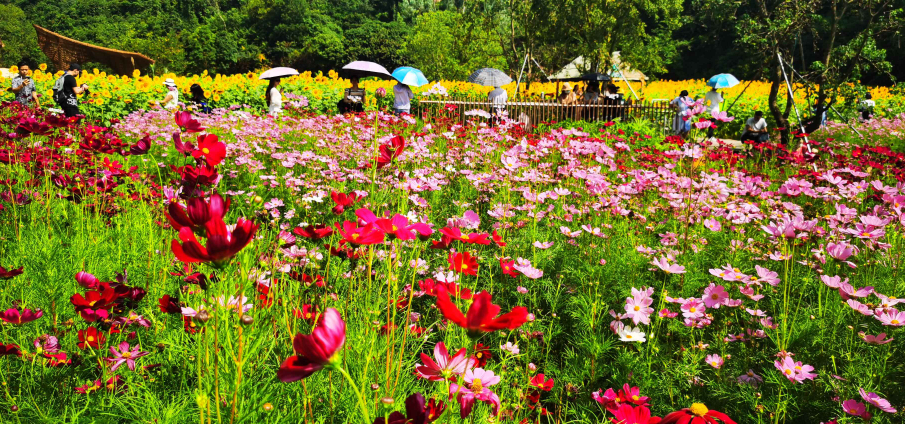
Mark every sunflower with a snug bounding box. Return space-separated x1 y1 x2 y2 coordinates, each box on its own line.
132 69 141 78
39 63 48 71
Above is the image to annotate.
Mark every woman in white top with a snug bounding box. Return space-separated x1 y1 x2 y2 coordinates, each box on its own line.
161 78 180 110
266 78 283 116
669 90 692 137
393 82 413 115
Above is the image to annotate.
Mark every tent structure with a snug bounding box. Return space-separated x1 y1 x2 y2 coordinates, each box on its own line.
549 52 648 83
33 25 154 76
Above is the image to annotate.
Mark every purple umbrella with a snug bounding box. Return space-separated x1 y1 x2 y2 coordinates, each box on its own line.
341 61 393 79
258 67 299 80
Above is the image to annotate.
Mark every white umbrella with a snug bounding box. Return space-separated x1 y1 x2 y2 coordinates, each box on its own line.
258 67 299 80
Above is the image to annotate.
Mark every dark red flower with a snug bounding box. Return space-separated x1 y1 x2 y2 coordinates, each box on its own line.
158 295 181 314
376 135 406 169
171 217 258 267
192 134 226 167
0 307 43 324
293 224 334 240
661 404 736 424
435 290 528 334
374 392 442 424
448 252 478 276
293 304 318 322
166 193 230 235
77 327 106 349
129 135 152 155
0 343 22 357
472 343 491 367
0 265 23 279
277 308 346 383
334 221 384 245
175 111 205 133
183 316 201 334
429 235 454 250
173 132 196 156
16 117 54 136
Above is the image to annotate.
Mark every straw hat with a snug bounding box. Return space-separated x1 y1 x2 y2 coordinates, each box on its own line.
562 82 573 91
163 78 177 87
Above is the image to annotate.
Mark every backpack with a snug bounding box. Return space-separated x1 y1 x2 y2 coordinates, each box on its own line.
52 75 68 107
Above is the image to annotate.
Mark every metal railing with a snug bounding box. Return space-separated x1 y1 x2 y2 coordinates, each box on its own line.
415 95 674 132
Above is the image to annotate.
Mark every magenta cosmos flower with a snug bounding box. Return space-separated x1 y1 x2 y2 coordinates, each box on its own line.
450 368 501 418
415 342 474 382
106 341 149 371
278 308 346 383
705 354 724 369
842 399 867 417
651 256 686 274
859 388 897 413
0 307 43 324
858 332 893 345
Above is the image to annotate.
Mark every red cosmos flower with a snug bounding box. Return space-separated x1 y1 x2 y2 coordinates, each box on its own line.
0 307 43 324
0 265 23 279
330 190 360 215
173 163 220 189
376 135 406 169
16 117 54 136
74 271 102 289
183 316 201 334
499 258 519 277
294 304 318 322
472 343 491 367
0 343 22 357
166 193 231 235
287 272 326 287
418 279 474 300
171 216 259 267
374 392 444 424
439 227 491 245
429 235 454 250
129 135 152 155
158 295 181 314
174 111 205 133
611 404 662 424
293 224 334 240
661 404 736 424
77 327 106 349
491 230 506 247
277 308 346 383
192 134 226 167
448 252 479 276
44 351 72 367
173 132 195 155
529 374 555 391
356 209 434 241
435 289 528 334
619 384 650 406
334 221 384 245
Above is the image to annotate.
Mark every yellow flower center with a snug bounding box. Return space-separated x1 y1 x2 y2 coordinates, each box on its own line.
632 395 639 401
784 369 793 375
87 336 95 342
202 148 210 154
711 294 719 300
351 233 359 239
689 403 709 417
625 334 633 339
747 371 754 377
689 307 697 313
471 378 483 393
892 319 900 324
122 352 132 359
633 306 640 311
392 225 398 231
861 232 870 237
461 264 468 270
107 383 115 390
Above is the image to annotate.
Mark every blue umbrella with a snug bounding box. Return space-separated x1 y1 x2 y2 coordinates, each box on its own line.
707 73 740 89
392 67 429 87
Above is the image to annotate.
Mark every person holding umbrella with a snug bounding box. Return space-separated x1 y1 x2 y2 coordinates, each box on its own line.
390 67 428 116
340 61 394 113
705 74 738 137
258 67 299 116
339 78 366 114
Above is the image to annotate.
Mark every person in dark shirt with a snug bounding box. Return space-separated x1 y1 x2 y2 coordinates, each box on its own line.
59 63 89 117
189 84 212 113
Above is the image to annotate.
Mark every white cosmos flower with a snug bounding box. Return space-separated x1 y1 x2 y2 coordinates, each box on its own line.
617 325 647 343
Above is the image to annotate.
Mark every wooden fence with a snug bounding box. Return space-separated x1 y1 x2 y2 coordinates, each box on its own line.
415 95 675 133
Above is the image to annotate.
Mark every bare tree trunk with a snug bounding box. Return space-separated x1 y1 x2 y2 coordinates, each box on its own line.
768 57 790 144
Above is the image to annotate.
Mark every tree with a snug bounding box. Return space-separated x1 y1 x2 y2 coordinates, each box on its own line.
403 10 507 81
0 4 46 67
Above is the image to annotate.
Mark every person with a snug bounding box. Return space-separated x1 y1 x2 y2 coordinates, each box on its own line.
160 78 180 110
53 63 89 118
338 78 366 114
583 81 601 104
189 84 212 113
488 85 508 119
265 78 283 116
859 93 875 121
740 111 769 143
669 90 692 137
393 81 413 115
10 61 40 108
557 83 578 105
704 87 723 137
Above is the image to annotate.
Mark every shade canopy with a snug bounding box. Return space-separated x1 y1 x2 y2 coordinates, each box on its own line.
341 61 393 79
553 72 612 83
391 67 429 87
467 68 513 87
258 67 299 80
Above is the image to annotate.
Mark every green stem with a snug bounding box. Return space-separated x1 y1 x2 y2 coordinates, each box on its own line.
335 365 372 424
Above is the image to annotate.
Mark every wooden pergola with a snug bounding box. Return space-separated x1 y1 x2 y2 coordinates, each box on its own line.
33 25 154 75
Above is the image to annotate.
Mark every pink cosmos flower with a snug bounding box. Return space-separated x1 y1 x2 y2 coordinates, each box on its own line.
712 110 735 122
513 258 543 279
755 266 780 286
774 356 817 383
737 370 763 386
846 299 874 316
842 399 867 417
651 256 686 274
592 388 619 413
624 294 654 325
415 342 474 382
859 388 897 413
105 341 149 371
838 283 874 300
876 310 905 326
820 275 847 289
703 218 722 232
659 308 678 318
705 354 724 369
858 332 893 345
0 307 43 325
703 284 728 308
826 242 856 262
451 367 501 418
681 299 706 320
533 241 554 249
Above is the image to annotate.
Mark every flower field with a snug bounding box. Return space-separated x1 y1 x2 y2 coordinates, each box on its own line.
4 65 904 124
1 99 904 424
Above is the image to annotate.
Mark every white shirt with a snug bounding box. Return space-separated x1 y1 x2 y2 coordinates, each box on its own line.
861 99 875 108
268 87 282 115
745 117 767 132
704 91 723 113
164 89 179 109
393 83 413 110
583 91 600 103
488 88 507 106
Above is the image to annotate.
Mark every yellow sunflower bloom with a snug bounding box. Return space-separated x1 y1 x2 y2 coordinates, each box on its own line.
39 63 48 71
